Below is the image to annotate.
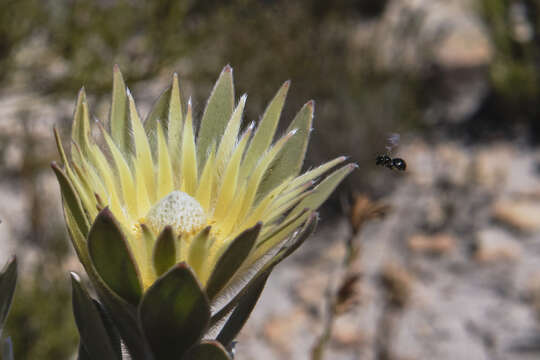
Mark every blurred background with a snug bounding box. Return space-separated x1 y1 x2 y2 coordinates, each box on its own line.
1 0 540 359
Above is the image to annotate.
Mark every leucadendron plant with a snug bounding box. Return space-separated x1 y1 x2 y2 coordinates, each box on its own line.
53 65 355 360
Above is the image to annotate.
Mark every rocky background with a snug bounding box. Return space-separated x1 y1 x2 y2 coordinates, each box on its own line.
238 141 540 360
1 0 540 359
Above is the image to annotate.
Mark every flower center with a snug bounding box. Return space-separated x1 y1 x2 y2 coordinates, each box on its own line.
145 190 207 235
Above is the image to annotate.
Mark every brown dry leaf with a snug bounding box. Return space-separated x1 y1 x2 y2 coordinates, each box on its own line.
349 193 390 234
380 263 414 308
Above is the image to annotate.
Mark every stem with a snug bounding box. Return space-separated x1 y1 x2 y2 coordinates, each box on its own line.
311 229 358 360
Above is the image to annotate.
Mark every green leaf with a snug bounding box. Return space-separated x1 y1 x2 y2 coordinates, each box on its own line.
275 212 318 261
197 65 235 168
288 164 357 220
91 299 123 358
71 88 92 160
187 227 212 280
182 341 232 360
93 285 150 360
0 257 16 329
52 162 90 236
168 73 184 176
210 214 317 328
71 273 121 360
110 65 131 155
78 343 91 360
216 271 269 348
139 263 211 359
87 208 142 305
243 81 290 175
144 86 172 155
1 337 14 360
205 223 261 300
153 226 177 277
62 206 151 360
256 101 314 201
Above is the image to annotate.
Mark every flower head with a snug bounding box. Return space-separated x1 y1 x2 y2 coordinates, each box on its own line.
54 65 354 300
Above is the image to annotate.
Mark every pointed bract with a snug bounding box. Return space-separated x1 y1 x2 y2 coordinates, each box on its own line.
0 257 17 329
110 65 131 155
216 271 268 348
182 341 232 360
139 263 210 359
71 273 121 360
153 226 177 277
197 65 235 168
205 223 261 300
256 100 314 201
88 208 143 305
168 73 183 178
243 81 290 175
52 162 90 236
144 86 172 153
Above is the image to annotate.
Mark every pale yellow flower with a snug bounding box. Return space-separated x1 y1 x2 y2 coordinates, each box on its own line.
54 65 354 294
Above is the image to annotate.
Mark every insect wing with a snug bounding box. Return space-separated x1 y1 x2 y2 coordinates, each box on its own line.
385 133 400 153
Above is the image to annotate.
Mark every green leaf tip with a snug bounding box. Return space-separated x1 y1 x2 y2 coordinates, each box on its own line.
0 256 17 329
182 341 232 360
153 226 177 277
110 65 131 155
256 100 314 201
187 226 212 280
139 262 210 359
88 207 143 306
71 272 121 360
242 80 291 175
205 222 261 300
216 270 268 348
197 65 235 168
210 214 319 329
51 161 90 236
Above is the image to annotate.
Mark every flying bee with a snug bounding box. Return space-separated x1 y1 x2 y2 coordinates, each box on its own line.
375 133 406 171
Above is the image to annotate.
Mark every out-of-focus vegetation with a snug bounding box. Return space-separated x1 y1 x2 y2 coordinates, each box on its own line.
479 0 540 136
4 233 78 360
481 0 539 102
1 0 420 176
2 0 200 93
0 0 539 359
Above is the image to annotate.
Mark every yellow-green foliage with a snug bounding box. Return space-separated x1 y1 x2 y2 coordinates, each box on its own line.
4 237 78 359
480 0 540 103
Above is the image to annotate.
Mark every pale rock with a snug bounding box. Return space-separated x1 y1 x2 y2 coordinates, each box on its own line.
474 228 522 262
524 271 540 315
435 143 471 186
294 270 329 309
492 200 540 233
262 308 310 356
4 142 23 171
402 140 437 187
424 196 446 230
331 316 366 348
352 0 493 123
372 0 492 71
499 148 540 197
433 18 492 68
473 145 514 190
408 233 456 255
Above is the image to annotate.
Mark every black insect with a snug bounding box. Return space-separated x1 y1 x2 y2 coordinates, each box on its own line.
376 133 407 171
